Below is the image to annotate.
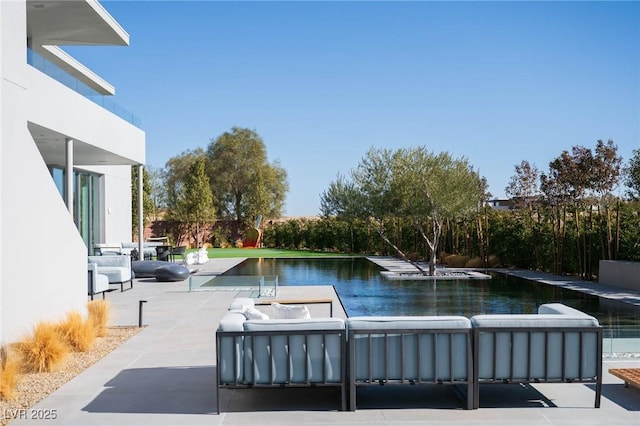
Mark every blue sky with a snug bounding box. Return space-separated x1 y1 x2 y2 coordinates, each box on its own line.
68 1 639 217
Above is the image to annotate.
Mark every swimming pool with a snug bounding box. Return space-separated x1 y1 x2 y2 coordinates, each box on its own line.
222 257 640 340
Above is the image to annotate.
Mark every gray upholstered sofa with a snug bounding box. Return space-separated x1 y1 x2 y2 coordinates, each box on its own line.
346 316 473 410
216 298 347 413
471 303 602 408
216 300 602 412
121 242 165 260
87 255 133 292
94 242 164 259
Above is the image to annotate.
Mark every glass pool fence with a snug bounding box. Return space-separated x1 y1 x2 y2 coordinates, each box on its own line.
189 274 278 298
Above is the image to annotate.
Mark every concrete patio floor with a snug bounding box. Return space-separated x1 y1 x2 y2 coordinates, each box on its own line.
10 258 640 425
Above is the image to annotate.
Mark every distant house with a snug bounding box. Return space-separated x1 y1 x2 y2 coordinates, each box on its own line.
486 198 515 210
1 1 145 344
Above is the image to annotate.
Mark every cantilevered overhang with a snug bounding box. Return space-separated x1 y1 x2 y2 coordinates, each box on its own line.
27 0 129 46
28 123 141 166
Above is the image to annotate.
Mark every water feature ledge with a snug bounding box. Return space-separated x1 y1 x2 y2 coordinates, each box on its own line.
379 269 491 280
368 256 491 281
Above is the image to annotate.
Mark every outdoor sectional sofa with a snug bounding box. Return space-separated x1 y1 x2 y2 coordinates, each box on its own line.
347 316 473 410
471 303 603 409
216 298 347 413
87 255 133 292
215 299 602 412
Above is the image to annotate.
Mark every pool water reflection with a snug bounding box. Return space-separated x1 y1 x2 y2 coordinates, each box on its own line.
223 257 640 339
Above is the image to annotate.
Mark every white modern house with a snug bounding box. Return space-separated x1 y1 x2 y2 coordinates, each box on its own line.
0 0 145 344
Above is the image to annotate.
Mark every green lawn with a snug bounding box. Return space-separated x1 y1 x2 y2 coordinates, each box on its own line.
202 248 355 258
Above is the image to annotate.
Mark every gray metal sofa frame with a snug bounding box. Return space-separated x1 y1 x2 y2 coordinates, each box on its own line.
347 316 474 411
216 326 347 413
472 317 603 409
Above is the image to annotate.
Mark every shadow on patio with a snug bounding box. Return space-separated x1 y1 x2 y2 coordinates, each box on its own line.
593 383 640 411
222 383 564 412
82 365 606 414
82 366 217 415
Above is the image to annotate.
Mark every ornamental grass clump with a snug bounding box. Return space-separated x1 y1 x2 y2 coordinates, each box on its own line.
16 321 68 373
87 300 111 337
57 311 96 352
0 345 20 400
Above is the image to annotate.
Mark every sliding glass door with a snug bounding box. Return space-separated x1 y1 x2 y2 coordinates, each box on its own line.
50 166 100 253
75 172 99 251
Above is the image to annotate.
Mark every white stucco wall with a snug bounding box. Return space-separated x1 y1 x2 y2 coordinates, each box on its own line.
1 0 87 344
85 165 133 244
0 0 4 346
0 1 144 344
1 127 88 345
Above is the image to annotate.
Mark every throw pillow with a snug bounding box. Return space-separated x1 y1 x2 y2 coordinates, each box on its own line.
229 297 255 311
271 302 311 319
242 306 270 320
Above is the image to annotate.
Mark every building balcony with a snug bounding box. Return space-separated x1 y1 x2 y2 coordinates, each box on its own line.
27 48 141 128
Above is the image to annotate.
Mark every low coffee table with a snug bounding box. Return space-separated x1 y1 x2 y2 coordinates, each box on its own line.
609 368 640 390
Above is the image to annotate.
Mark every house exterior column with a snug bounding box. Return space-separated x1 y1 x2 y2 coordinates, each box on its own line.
65 138 73 217
137 164 144 256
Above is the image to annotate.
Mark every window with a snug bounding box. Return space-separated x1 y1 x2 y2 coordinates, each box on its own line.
50 166 101 253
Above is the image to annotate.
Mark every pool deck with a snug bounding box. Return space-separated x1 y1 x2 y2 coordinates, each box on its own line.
9 257 640 426
495 268 640 309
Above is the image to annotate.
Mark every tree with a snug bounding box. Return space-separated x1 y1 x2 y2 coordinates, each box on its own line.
164 149 208 244
146 165 166 221
624 148 640 199
322 148 422 269
320 173 367 218
592 140 622 198
165 149 207 210
591 139 622 261
321 146 486 275
540 147 592 275
244 163 288 223
394 148 486 274
181 158 217 247
505 160 540 210
505 160 541 266
131 166 154 239
206 127 288 228
166 157 216 247
540 140 622 277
